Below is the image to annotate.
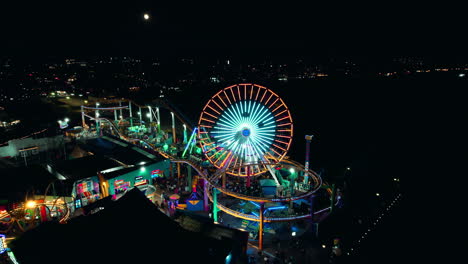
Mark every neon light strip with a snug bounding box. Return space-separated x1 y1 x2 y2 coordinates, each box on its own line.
230 87 236 102
271 104 283 113
223 90 232 105
274 139 289 145
203 111 219 119
274 109 288 117
277 122 292 127
249 201 260 208
201 117 216 123
255 87 262 101
260 89 268 103
212 100 224 111
244 84 247 100
206 104 221 115
269 98 280 108
277 115 291 122
264 93 274 105
216 94 228 107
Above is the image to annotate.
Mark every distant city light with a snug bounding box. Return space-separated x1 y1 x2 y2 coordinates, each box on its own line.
322 244 326 248
376 193 380 197
459 73 465 77
291 231 296 236
346 167 351 170
143 13 150 20
84 100 88 103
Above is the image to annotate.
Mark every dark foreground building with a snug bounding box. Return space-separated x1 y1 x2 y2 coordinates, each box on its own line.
9 188 236 264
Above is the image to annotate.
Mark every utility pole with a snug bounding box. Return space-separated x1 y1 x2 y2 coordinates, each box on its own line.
304 135 313 185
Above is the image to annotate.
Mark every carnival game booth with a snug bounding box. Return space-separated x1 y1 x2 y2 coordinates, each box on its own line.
100 160 171 202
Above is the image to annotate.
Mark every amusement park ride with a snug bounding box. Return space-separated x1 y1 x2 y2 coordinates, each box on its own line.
0 83 341 252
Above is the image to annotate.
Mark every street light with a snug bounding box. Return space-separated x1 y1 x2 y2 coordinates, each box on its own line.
143 13 150 20
26 200 36 208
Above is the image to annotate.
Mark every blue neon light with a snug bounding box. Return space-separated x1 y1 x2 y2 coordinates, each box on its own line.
249 201 260 208
0 234 6 254
266 206 287 211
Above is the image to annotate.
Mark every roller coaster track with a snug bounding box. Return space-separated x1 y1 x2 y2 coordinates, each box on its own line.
82 98 194 132
171 159 322 203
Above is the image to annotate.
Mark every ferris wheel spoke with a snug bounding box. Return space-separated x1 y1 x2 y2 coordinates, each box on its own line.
254 87 262 101
274 109 288 117
272 143 287 152
212 99 224 112
277 115 291 122
264 93 275 106
271 104 283 113
229 87 236 102
268 97 280 109
277 122 292 127
203 111 219 120
243 84 247 100
215 93 228 108
259 88 269 104
236 85 242 101
206 104 221 115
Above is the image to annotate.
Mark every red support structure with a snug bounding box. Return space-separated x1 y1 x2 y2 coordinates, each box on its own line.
246 166 251 188
259 202 264 250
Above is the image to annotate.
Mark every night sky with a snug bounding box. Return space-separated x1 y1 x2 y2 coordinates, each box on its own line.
1 1 466 57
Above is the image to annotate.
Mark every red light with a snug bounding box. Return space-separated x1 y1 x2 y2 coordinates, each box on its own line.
28 74 33 76
54 77 59 80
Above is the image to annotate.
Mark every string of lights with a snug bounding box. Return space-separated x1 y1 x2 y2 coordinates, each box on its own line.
345 193 403 256
0 129 48 147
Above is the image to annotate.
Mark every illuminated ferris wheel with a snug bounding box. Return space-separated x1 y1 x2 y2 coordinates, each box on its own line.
198 84 293 176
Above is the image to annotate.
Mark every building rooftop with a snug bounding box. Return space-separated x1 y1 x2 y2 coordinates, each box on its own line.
78 137 163 166
50 155 121 181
